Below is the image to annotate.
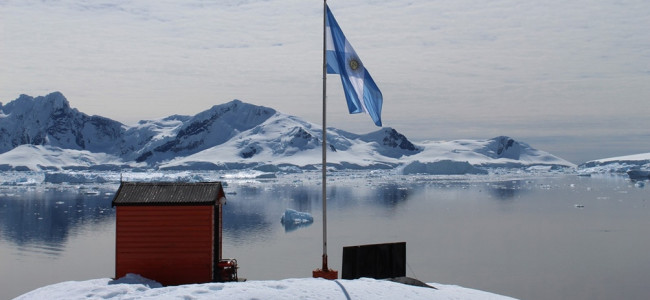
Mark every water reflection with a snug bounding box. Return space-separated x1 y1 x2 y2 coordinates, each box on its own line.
222 204 272 244
2 175 647 300
287 186 317 212
0 187 115 257
487 180 526 200
221 184 275 245
280 218 313 233
222 181 417 238
221 182 346 233
375 183 410 207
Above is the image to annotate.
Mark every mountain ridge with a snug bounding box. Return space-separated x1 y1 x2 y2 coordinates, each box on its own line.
0 92 575 173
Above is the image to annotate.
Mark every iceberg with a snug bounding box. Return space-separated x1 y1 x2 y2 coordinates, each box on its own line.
627 169 650 180
281 209 313 224
280 209 314 232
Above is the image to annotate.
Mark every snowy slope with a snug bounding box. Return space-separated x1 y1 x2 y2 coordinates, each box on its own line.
578 152 650 174
0 145 131 171
0 92 573 172
410 137 559 165
14 275 516 300
158 113 420 171
124 100 276 163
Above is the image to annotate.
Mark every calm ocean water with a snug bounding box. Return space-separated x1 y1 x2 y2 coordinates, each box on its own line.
1 173 648 299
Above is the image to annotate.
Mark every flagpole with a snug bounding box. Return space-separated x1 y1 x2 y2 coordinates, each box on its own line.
320 0 329 272
316 0 382 279
313 0 337 279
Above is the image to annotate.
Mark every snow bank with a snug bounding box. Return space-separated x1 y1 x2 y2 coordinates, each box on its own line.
15 276 516 300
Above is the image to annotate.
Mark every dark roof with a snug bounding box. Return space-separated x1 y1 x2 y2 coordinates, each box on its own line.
112 182 225 206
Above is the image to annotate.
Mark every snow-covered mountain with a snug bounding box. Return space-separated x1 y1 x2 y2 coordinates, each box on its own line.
0 92 574 173
0 92 123 155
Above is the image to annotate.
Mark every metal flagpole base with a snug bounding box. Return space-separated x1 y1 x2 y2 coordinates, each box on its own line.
312 255 338 280
313 269 338 280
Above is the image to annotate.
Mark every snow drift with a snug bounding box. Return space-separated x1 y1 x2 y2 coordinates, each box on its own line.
14 275 516 300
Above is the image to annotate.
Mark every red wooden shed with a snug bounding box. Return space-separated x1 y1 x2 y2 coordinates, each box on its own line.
112 181 226 286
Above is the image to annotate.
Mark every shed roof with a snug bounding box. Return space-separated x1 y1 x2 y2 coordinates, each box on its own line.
112 182 225 206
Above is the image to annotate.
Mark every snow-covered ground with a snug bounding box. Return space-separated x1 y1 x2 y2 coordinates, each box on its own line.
14 274 516 300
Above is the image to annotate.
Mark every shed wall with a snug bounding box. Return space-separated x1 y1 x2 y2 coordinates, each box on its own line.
115 206 214 285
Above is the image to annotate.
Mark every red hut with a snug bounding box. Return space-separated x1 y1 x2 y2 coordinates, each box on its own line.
112 181 233 285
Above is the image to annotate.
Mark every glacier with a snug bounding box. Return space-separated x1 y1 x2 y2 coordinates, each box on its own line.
578 152 650 176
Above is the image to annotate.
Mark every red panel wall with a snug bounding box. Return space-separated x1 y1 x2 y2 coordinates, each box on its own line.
115 206 214 285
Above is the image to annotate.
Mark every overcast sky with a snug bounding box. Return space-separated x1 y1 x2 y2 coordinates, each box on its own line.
1 0 649 163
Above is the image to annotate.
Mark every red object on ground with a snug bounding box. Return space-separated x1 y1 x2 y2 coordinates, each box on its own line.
313 254 338 279
217 259 239 282
313 268 339 280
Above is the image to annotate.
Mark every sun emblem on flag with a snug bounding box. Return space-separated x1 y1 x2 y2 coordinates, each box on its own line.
349 59 359 70
348 57 361 72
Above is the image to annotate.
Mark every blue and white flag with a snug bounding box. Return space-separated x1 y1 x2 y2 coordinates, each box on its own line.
326 5 383 127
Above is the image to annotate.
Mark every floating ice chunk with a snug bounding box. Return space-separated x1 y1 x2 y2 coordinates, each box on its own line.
281 209 313 225
280 209 313 232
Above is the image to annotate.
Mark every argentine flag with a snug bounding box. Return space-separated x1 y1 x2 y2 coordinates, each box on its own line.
325 5 383 127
